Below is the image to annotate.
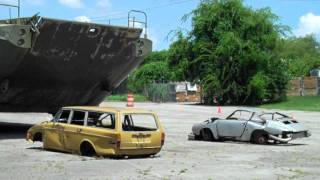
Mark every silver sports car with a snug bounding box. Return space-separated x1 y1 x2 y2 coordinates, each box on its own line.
189 110 311 144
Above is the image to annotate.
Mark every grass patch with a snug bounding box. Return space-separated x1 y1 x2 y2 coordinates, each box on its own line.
259 96 320 111
105 94 148 102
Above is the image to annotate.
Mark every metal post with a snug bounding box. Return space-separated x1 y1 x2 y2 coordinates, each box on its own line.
132 17 135 28
0 1 20 23
316 77 320 96
128 10 148 38
18 0 20 18
9 8 11 20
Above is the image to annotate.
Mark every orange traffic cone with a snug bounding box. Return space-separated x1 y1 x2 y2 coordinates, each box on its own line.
217 106 222 114
127 93 134 107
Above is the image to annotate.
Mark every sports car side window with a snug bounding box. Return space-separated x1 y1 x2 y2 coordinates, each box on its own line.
228 111 252 121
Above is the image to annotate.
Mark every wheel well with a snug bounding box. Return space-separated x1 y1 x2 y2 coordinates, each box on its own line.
80 141 96 156
251 130 268 141
33 132 42 142
201 128 213 137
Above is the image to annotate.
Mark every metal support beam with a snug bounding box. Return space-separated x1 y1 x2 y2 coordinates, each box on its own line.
128 10 148 38
0 0 20 20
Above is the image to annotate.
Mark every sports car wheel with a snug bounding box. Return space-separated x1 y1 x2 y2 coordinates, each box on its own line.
201 129 213 141
253 133 267 144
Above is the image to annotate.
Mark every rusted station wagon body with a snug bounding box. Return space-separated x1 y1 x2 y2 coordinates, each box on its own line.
27 106 165 157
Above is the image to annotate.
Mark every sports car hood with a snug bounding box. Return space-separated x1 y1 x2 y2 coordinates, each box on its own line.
191 119 216 133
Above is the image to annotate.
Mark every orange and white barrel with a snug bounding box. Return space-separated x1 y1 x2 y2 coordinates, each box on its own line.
127 93 134 107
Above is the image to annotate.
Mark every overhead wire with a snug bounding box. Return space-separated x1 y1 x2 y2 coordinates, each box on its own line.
89 0 199 22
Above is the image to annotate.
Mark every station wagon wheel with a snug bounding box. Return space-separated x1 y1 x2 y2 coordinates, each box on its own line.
201 129 213 141
253 132 268 145
80 142 96 157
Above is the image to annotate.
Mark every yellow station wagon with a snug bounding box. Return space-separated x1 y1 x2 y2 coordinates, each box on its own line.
26 106 165 157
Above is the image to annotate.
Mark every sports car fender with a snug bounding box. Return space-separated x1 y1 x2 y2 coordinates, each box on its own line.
239 121 266 141
207 122 219 140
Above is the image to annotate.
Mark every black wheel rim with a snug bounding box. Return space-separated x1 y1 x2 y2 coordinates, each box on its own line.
258 136 266 144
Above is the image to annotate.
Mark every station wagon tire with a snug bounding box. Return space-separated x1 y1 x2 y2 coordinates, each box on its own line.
80 142 96 157
201 129 214 141
252 132 268 145
33 132 42 142
137 154 156 158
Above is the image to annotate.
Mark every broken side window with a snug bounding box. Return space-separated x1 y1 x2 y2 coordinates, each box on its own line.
87 112 115 129
70 110 86 126
228 111 253 121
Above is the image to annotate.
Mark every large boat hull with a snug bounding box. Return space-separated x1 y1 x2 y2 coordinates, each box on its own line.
0 17 152 113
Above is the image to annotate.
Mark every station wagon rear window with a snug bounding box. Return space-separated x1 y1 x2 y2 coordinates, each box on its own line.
122 114 158 131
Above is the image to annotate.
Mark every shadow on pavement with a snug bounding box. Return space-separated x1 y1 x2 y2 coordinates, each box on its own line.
188 139 308 146
0 122 32 140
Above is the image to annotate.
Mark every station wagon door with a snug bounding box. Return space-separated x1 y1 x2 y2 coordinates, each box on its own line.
121 113 161 149
63 110 87 151
84 112 118 152
44 109 70 150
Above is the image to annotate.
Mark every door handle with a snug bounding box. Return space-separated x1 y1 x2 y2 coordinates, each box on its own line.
77 128 82 133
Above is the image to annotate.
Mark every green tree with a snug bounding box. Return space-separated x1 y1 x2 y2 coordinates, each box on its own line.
276 35 320 77
142 50 168 65
128 51 172 92
168 0 289 105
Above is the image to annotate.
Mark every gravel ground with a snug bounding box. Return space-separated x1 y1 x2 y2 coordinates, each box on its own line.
0 102 319 180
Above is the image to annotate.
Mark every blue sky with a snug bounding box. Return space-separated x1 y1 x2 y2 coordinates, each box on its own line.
1 0 320 50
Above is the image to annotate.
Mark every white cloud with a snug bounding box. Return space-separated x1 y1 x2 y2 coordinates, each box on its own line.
75 15 91 22
294 13 320 37
97 0 111 8
58 0 83 9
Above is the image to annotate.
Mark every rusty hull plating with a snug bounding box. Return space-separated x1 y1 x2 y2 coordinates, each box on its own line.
0 16 152 113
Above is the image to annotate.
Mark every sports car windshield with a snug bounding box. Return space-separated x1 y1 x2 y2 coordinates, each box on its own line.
227 110 254 121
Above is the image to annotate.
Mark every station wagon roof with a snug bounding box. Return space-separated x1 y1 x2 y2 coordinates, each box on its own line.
63 106 155 114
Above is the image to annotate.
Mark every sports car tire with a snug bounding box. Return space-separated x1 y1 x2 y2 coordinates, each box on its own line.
201 129 213 141
253 133 268 145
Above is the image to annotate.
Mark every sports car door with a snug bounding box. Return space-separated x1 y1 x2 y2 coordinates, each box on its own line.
217 120 247 137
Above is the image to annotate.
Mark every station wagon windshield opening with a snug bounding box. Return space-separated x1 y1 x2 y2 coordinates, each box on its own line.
122 114 158 131
54 109 70 123
87 112 115 129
